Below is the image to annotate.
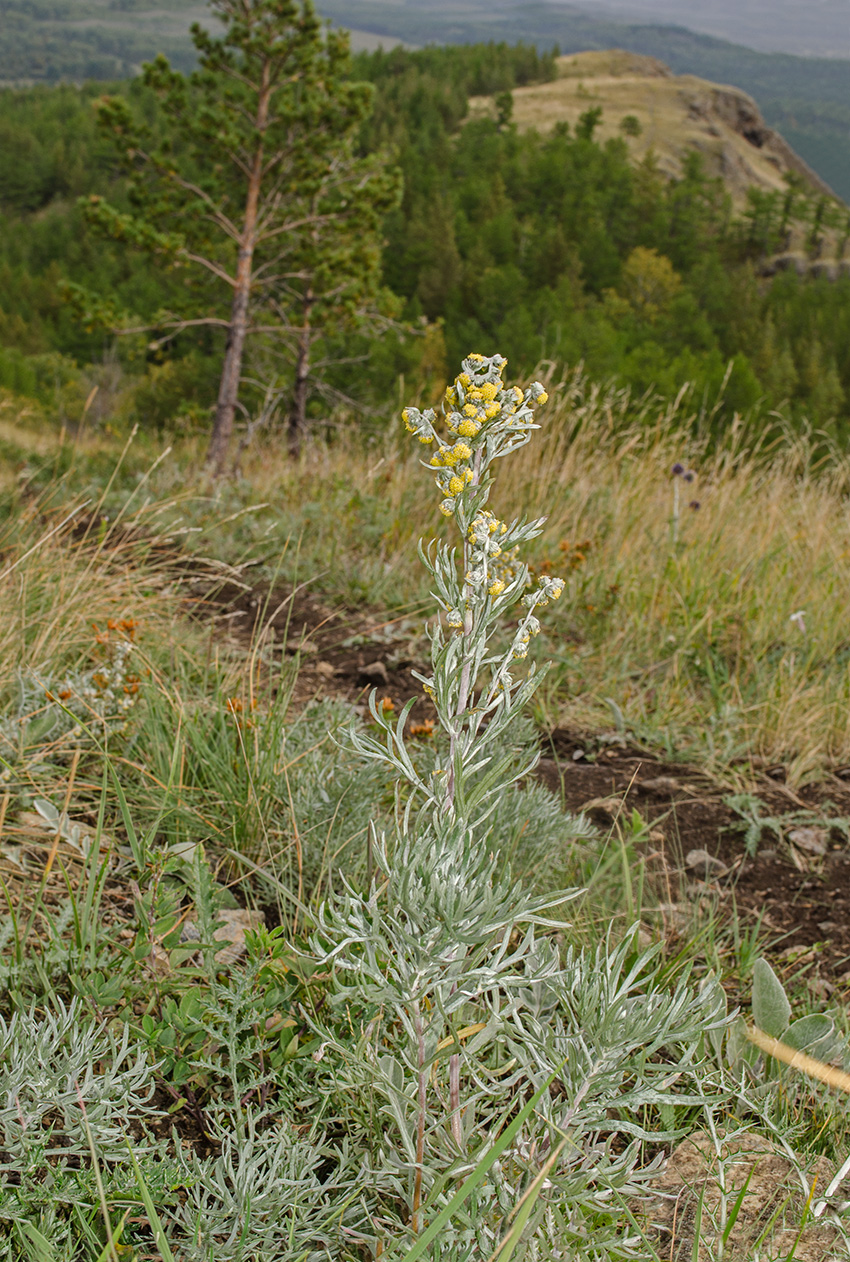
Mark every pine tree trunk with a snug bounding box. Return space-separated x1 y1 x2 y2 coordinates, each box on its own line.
288 293 313 458
207 279 251 475
205 64 271 477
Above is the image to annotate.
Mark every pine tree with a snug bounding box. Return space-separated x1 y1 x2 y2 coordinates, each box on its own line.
80 0 399 472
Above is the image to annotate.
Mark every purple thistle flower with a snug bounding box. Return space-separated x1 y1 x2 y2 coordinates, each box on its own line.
671 462 685 477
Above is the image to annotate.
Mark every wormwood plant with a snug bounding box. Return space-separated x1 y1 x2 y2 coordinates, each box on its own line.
308 354 728 1258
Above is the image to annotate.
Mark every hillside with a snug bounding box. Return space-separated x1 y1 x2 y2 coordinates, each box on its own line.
3 37 850 441
0 0 408 82
3 1 850 199
317 1 850 202
6 14 850 1255
469 50 838 208
0 0 206 80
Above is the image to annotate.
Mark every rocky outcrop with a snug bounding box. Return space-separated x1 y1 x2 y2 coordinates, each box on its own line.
696 85 837 199
760 254 850 281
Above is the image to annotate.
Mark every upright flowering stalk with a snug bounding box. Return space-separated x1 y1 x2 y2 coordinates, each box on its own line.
313 354 574 1247
396 351 564 820
309 362 728 1250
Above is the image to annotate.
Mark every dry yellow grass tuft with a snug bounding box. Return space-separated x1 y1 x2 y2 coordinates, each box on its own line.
0 483 188 704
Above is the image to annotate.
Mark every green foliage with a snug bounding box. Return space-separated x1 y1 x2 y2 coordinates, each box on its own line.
0 0 199 82
4 0 850 204
2 35 850 437
750 958 844 1062
723 793 850 858
752 958 792 1038
75 0 402 463
3 396 850 1257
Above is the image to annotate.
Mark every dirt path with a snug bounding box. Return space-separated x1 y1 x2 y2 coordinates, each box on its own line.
197 574 850 985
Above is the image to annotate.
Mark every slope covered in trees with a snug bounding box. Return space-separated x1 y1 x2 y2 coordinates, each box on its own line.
4 0 850 205
320 0 850 203
1 38 849 442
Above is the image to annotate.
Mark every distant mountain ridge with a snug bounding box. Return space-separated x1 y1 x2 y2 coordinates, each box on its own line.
318 1 850 201
1 0 849 200
560 0 850 60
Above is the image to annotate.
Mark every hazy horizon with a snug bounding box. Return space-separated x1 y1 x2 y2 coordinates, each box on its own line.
561 0 850 58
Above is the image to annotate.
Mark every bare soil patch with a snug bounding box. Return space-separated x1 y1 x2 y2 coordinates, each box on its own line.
645 1130 839 1261
539 728 850 984
190 574 435 719
190 576 850 983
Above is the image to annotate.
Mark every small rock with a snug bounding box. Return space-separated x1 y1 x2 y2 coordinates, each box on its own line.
17 811 49 832
582 795 624 821
641 776 690 794
360 660 389 686
684 848 728 878
571 748 586 761
213 908 266 965
817 921 838 934
181 908 266 966
788 826 829 857
315 661 336 678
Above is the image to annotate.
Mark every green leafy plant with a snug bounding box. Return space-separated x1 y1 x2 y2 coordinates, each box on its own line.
301 353 730 1256
750 958 844 1062
724 792 850 858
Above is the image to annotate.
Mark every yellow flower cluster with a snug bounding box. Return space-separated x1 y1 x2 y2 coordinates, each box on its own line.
430 441 472 468
487 544 523 596
457 510 522 607
402 353 551 516
468 510 508 547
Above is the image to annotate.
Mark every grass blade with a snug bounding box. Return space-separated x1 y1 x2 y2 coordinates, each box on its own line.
393 1067 562 1262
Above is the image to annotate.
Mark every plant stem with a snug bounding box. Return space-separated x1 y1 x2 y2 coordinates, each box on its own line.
449 1050 462 1146
412 1000 427 1235
445 449 482 811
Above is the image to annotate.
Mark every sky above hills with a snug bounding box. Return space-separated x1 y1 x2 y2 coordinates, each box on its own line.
567 0 850 57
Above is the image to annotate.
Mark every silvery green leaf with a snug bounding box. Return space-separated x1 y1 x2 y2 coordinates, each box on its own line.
752 958 792 1038
784 1013 841 1060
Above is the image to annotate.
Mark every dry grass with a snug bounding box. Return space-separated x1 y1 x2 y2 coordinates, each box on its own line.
5 366 850 776
0 474 192 702
232 369 850 775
